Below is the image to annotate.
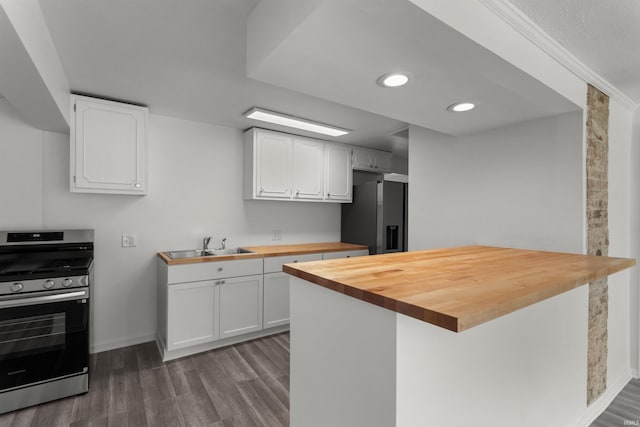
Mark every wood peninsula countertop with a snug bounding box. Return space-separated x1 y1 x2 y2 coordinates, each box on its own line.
283 245 636 332
157 242 368 265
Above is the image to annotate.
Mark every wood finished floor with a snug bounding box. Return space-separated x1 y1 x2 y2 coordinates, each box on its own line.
591 378 640 427
0 332 290 427
1 331 638 426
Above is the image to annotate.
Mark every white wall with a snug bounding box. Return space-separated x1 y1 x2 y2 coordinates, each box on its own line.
0 99 340 352
607 100 633 387
409 111 584 253
630 109 640 376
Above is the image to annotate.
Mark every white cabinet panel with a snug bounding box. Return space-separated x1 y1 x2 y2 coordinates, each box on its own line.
245 128 353 203
245 129 293 199
70 94 147 195
352 146 392 173
167 258 262 284
293 137 324 200
322 249 370 260
219 275 263 339
325 144 352 202
264 272 291 328
167 280 217 350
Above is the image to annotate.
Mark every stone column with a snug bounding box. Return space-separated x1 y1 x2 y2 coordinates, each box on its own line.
586 84 609 405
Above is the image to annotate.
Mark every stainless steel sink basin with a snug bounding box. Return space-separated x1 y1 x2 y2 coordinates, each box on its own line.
164 248 253 259
207 248 253 256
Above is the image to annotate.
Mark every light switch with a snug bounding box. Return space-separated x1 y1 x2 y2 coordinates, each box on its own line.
122 234 137 247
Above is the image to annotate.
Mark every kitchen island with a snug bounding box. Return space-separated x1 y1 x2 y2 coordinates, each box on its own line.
283 246 635 427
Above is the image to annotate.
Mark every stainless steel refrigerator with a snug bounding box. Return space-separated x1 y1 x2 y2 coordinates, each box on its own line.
341 174 408 255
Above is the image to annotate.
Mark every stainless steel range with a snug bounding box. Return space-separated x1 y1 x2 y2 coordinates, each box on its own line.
0 230 93 414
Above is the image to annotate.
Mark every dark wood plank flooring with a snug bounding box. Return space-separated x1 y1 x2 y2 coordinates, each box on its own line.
591 378 640 427
2 332 637 426
0 333 290 427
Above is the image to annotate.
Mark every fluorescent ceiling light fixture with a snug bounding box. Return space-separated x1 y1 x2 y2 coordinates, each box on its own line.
447 102 475 112
377 73 411 88
244 107 350 137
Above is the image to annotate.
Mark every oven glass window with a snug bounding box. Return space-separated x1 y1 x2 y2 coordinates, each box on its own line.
0 298 88 391
0 312 66 356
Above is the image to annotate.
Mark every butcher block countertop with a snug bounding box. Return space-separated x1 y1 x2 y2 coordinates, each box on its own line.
157 242 368 265
283 245 636 332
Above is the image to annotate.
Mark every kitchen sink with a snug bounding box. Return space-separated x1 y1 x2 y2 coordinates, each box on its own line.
164 248 254 259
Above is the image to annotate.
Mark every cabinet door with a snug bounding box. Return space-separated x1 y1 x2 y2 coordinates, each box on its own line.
325 144 353 202
167 281 217 351
293 137 324 200
352 148 375 170
256 130 293 199
71 95 147 195
263 272 290 328
218 275 263 339
374 151 393 172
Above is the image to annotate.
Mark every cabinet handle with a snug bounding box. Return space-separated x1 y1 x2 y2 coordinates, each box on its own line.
296 190 300 196
327 193 330 198
220 280 226 285
218 267 223 272
134 183 141 188
259 188 264 194
293 260 298 263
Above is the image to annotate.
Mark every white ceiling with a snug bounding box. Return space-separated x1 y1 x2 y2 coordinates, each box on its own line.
247 0 578 136
507 0 640 104
38 0 584 157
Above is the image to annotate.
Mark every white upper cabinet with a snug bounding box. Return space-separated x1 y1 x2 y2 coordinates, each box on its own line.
70 94 148 195
245 128 352 203
293 137 324 200
325 143 352 201
255 129 293 199
352 146 392 172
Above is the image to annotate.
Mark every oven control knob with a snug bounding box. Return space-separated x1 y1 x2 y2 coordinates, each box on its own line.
43 280 55 289
10 283 23 292
61 278 73 288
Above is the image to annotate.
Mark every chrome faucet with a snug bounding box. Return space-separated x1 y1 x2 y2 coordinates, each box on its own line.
221 237 227 250
203 236 212 252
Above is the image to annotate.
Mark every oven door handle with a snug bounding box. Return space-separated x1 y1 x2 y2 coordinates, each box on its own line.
0 290 88 308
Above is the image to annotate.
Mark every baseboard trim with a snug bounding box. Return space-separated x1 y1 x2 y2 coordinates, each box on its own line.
573 369 634 427
158 325 289 362
90 333 156 354
632 368 640 379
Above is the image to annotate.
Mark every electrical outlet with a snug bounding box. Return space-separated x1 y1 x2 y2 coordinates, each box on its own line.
122 234 137 247
272 230 282 241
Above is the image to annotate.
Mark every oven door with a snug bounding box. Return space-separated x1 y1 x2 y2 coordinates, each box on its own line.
0 289 89 391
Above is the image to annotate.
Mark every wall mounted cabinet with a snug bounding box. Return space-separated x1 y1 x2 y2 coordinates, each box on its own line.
70 94 148 195
245 128 353 203
324 144 353 201
352 146 392 172
293 137 325 200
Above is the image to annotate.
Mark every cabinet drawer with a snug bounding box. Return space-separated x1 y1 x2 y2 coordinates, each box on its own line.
322 249 369 260
264 253 323 273
167 258 263 284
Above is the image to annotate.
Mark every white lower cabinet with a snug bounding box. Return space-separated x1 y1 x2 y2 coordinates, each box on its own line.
167 280 218 351
158 248 369 360
218 275 263 339
263 272 292 328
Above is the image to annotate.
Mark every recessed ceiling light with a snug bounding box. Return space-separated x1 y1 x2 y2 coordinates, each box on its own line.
244 107 350 137
377 73 411 88
447 102 475 112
